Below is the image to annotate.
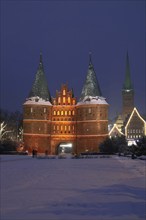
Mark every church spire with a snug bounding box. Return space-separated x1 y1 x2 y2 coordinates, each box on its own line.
79 53 102 101
28 52 51 101
122 51 134 120
123 51 133 91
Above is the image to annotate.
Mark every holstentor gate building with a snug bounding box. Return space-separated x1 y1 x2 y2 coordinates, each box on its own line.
23 53 109 155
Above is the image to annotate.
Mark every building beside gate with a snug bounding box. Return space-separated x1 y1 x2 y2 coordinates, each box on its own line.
23 53 109 155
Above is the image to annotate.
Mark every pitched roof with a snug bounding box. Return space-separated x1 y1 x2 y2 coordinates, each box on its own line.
125 107 146 136
28 53 51 101
123 51 133 91
79 53 102 101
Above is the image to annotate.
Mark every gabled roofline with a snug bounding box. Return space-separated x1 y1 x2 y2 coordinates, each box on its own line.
125 107 146 136
109 123 124 136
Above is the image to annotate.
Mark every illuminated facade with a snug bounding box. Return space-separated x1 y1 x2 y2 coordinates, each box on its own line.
23 53 109 154
125 107 146 139
110 52 146 141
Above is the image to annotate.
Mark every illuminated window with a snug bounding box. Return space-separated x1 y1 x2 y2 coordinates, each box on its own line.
44 108 46 113
61 111 64 115
68 97 71 104
58 97 61 104
69 110 71 115
57 111 60 115
63 89 66 95
65 126 67 131
30 107 33 113
61 125 63 131
65 111 67 116
53 111 56 115
72 110 75 115
73 100 75 105
57 125 59 131
63 97 66 104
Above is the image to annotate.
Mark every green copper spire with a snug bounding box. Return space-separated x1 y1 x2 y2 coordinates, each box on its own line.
80 53 102 101
29 52 51 101
123 51 133 91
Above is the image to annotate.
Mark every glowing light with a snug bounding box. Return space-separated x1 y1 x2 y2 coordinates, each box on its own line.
60 143 72 148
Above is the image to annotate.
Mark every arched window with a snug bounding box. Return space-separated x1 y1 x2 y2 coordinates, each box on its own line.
73 100 75 105
68 97 71 104
69 110 71 115
88 108 91 114
63 89 66 95
63 97 66 104
53 111 56 115
65 111 67 116
57 111 60 115
58 97 61 104
61 111 64 115
72 110 75 115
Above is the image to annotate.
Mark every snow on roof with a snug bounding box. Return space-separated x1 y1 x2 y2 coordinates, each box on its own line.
23 96 52 106
77 96 108 106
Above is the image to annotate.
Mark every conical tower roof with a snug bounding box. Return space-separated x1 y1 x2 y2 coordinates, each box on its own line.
80 53 102 101
123 51 133 91
28 52 51 101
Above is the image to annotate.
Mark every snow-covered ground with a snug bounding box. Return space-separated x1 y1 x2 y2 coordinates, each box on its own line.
0 155 146 220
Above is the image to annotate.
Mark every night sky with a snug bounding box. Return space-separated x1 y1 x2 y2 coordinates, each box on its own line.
1 0 145 119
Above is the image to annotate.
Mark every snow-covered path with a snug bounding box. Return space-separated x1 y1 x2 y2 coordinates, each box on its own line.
0 155 146 220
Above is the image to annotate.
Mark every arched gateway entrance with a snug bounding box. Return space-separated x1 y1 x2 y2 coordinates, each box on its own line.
56 142 73 155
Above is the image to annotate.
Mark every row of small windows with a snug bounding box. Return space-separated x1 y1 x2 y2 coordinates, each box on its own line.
53 110 75 116
53 118 75 121
30 108 47 113
53 125 75 134
53 97 76 105
127 129 143 133
127 135 141 139
29 108 75 116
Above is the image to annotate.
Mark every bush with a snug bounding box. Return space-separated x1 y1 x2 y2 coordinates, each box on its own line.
0 139 18 154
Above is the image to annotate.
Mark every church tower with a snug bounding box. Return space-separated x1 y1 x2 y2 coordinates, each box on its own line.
76 53 109 154
122 52 134 120
23 53 52 153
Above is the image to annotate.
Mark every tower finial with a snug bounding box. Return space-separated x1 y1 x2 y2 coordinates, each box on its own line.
40 51 43 64
89 51 92 64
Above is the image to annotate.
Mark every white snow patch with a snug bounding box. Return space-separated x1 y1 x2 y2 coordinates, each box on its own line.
23 96 52 106
77 96 108 105
0 155 145 220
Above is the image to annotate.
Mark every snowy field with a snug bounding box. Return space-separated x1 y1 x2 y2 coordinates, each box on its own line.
0 155 146 220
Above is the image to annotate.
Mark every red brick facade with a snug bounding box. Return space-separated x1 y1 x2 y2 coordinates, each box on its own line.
23 84 108 155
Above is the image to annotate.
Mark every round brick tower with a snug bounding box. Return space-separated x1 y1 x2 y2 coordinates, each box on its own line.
76 53 109 154
23 53 52 154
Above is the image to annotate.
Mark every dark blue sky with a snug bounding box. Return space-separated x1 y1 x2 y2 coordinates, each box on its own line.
0 0 145 119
